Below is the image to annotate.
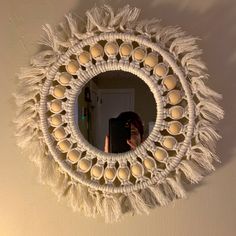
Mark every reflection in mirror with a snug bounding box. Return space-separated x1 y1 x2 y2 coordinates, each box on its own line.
77 71 156 153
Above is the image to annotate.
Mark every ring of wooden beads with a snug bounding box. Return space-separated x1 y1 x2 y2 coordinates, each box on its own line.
39 32 195 193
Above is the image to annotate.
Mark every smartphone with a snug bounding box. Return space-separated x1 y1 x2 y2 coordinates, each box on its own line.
109 118 131 153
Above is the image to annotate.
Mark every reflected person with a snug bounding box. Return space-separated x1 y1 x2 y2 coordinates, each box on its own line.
104 111 144 153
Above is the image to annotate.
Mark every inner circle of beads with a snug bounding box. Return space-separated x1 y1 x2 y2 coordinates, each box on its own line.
39 32 194 193
68 63 164 160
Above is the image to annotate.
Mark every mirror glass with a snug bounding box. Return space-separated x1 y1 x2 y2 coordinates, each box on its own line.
76 71 156 153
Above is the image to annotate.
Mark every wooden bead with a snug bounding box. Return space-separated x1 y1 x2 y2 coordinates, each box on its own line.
162 137 177 149
163 75 177 90
58 140 71 153
105 42 118 56
131 163 143 177
90 44 104 59
50 100 62 113
58 72 72 85
168 90 182 105
154 148 168 161
133 47 146 62
168 121 182 135
53 127 66 140
119 43 133 57
143 158 156 171
52 85 65 99
118 168 129 181
144 53 159 69
78 51 91 65
78 159 91 172
49 114 62 127
154 63 168 77
91 165 103 179
66 60 79 75
104 168 116 180
67 149 80 163
169 106 184 119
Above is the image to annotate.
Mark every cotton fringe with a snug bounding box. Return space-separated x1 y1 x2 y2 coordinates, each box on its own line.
14 4 223 223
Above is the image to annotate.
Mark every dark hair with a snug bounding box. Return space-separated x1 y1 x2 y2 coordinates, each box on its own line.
117 111 144 138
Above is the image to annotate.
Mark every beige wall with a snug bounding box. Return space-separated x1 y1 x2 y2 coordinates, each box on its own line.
1 0 235 235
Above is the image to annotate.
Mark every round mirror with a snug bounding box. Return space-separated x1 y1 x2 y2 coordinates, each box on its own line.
77 71 156 153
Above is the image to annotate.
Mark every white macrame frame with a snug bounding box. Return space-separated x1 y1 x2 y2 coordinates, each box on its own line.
14 5 223 223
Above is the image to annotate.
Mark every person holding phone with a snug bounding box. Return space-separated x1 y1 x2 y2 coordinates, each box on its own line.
104 111 144 153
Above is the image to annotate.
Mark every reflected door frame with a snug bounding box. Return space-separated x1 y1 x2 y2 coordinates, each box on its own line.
95 89 135 150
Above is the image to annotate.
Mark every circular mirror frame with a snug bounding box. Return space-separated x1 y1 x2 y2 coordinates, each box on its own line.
15 5 224 222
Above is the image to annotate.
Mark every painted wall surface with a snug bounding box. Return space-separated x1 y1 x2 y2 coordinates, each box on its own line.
1 0 235 235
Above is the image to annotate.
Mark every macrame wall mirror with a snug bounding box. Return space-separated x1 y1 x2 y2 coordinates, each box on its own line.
15 5 223 223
